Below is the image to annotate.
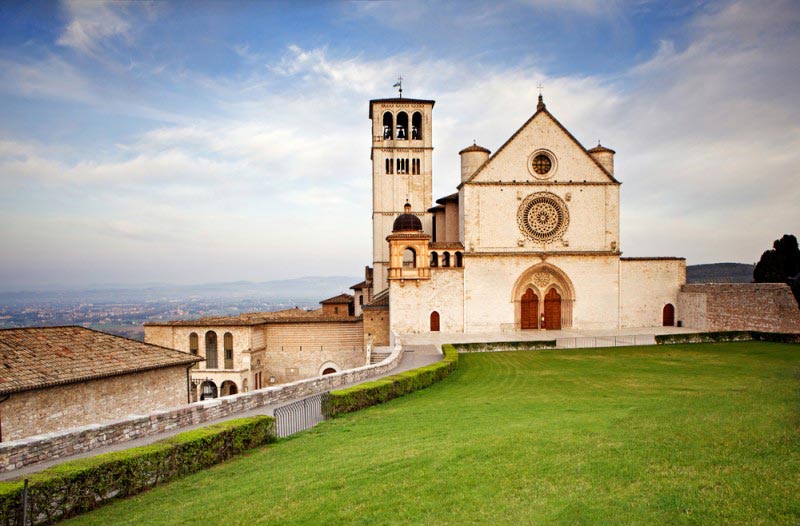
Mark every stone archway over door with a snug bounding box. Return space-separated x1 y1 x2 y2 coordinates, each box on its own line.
521 289 538 329
544 289 562 330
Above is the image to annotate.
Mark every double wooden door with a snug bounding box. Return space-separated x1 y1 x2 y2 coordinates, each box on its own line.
544 289 562 330
521 289 539 329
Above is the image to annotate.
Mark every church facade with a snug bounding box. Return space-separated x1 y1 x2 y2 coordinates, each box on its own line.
366 94 685 336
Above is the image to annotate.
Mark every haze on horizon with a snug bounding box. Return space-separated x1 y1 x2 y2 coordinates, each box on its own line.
1 0 798 289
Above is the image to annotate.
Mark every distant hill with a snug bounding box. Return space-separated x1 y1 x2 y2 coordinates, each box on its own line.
686 263 754 284
0 276 361 305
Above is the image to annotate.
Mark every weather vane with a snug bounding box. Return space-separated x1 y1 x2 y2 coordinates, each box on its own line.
394 76 403 98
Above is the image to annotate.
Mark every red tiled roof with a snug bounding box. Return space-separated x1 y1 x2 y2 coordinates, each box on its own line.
320 293 354 304
0 326 201 395
145 307 361 327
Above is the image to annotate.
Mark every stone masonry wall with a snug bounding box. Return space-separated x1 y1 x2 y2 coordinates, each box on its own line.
678 283 800 332
1 365 189 443
363 309 390 347
0 344 404 474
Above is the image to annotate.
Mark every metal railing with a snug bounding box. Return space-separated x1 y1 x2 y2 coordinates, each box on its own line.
274 392 331 438
556 334 656 349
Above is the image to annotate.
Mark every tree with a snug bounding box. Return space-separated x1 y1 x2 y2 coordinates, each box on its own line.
753 234 800 307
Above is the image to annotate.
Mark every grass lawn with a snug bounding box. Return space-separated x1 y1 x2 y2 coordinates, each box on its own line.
67 342 800 525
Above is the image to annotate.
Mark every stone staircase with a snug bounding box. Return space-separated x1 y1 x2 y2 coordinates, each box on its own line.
369 351 391 365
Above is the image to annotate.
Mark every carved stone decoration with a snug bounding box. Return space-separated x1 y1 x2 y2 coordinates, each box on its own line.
533 271 551 288
517 192 570 242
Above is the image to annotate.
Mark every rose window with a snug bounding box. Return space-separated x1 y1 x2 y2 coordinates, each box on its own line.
517 192 569 242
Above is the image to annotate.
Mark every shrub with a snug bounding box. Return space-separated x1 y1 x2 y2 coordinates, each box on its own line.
329 345 459 415
0 416 275 526
452 340 556 353
655 331 753 345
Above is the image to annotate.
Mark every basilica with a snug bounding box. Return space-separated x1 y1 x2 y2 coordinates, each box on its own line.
362 93 685 340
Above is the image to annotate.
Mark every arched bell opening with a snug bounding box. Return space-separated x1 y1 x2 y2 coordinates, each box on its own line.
411 111 422 140
402 247 417 268
382 112 393 140
396 111 408 140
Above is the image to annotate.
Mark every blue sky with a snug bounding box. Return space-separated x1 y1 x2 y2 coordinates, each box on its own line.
0 0 798 288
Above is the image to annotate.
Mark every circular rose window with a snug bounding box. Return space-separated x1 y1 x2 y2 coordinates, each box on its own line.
531 154 552 175
517 192 569 242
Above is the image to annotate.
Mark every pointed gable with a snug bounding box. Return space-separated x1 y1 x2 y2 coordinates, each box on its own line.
460 103 620 187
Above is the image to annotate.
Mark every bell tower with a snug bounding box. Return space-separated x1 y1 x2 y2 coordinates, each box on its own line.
368 93 435 292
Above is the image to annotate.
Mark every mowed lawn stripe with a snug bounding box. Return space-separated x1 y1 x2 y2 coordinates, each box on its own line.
65 342 800 526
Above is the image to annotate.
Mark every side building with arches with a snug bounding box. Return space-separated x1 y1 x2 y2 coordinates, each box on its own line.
144 294 365 401
363 93 686 336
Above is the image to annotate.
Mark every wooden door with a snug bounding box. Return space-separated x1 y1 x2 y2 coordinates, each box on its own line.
521 288 538 329
430 311 440 332
544 289 562 330
663 304 675 326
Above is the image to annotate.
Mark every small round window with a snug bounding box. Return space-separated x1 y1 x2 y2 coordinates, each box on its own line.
531 154 552 175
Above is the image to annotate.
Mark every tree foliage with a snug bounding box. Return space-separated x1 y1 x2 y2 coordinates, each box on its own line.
753 234 800 306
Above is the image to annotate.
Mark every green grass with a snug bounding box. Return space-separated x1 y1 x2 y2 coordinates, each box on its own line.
66 342 800 525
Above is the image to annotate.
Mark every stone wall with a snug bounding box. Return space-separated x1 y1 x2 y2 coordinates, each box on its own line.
363 308 390 346
678 283 800 332
0 365 189 443
390 268 465 333
620 258 685 328
0 343 404 474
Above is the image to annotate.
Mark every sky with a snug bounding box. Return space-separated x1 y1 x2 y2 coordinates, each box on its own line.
0 0 798 289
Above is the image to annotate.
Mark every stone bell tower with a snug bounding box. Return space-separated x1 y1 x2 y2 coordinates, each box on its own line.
369 93 435 293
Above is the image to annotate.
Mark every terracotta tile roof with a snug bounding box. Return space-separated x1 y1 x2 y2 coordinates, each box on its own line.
350 281 368 290
0 326 201 396
363 289 390 310
145 307 361 327
459 143 491 154
435 192 459 205
320 293 354 304
588 144 616 154
368 97 436 118
427 204 445 213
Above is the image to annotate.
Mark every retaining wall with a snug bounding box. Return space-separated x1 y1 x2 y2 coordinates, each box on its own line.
0 343 403 474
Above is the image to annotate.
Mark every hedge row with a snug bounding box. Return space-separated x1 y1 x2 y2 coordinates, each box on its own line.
0 416 275 526
655 331 800 345
329 344 459 415
453 340 556 353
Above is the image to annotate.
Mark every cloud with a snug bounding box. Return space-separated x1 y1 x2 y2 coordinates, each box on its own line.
57 0 133 57
1 0 798 286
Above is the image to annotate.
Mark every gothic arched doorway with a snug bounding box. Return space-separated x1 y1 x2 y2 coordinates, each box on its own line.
544 289 562 330
663 303 675 326
520 288 538 329
430 311 440 332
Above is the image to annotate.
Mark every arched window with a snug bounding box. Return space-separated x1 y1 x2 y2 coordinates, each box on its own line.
385 158 393 174
223 332 233 369
430 311 440 332
382 112 393 140
430 251 439 267
663 304 675 326
205 331 218 369
396 112 408 140
220 380 238 396
402 247 416 268
455 251 463 267
442 252 451 267
359 295 364 305
189 333 198 355
322 367 337 375
200 380 217 400
412 112 422 140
